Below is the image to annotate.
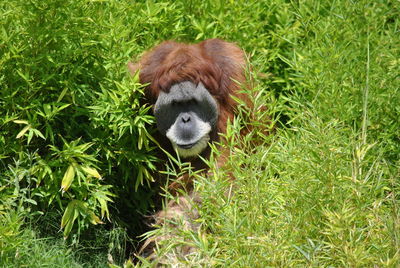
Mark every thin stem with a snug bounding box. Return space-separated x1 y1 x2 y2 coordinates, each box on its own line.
361 29 370 145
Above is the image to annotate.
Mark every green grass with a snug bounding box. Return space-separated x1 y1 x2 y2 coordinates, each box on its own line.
1 0 399 267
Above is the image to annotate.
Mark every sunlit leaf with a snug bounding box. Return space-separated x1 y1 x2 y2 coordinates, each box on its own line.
13 120 29 125
81 166 102 179
98 197 109 219
32 128 45 140
16 125 31 139
27 129 34 144
57 88 68 102
61 164 75 192
61 200 80 238
88 211 104 225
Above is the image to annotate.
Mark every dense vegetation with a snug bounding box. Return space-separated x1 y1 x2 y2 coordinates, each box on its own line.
1 0 398 267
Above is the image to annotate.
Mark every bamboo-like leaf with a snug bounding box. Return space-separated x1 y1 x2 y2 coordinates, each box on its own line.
16 125 31 139
27 129 34 144
57 88 68 102
32 128 45 140
63 209 78 238
43 104 51 115
13 120 29 125
57 103 71 111
88 211 104 225
61 200 75 228
135 165 143 191
98 198 108 219
81 166 101 179
61 164 75 192
16 69 30 82
138 127 143 150
61 200 80 238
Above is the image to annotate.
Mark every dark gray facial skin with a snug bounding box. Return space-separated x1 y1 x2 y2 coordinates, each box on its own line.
153 81 218 157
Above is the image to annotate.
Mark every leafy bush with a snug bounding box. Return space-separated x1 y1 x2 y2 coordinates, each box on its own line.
0 0 158 239
140 1 400 266
1 0 398 267
0 0 296 241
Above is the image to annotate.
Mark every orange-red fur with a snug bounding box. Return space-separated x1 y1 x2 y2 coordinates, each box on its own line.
128 38 246 137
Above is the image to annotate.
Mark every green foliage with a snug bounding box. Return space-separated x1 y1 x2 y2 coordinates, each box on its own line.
0 0 158 240
0 224 82 267
0 0 398 266
0 0 298 243
130 0 399 267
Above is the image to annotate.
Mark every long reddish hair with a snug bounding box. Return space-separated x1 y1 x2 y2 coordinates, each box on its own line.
129 39 247 134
